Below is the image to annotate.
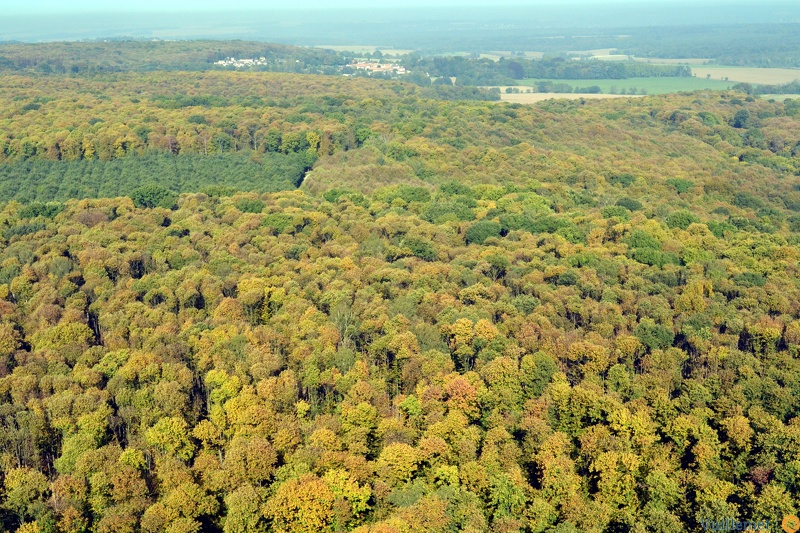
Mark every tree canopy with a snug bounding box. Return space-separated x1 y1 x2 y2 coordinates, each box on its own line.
2 43 800 533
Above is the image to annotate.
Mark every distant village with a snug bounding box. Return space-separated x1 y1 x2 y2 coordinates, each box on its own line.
345 61 407 75
214 57 409 76
213 57 269 68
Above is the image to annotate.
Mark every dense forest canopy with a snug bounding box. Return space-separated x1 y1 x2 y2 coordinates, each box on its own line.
2 39 800 533
617 23 800 68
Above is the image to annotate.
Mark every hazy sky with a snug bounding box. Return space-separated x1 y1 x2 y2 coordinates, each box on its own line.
1 0 791 43
0 0 727 15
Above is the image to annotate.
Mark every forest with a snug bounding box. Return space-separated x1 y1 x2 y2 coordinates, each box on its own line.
615 24 800 69
0 40 698 89
0 41 345 75
2 42 800 533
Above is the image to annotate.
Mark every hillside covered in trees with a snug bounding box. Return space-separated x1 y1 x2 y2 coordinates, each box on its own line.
0 40 703 91
0 41 344 75
1 49 800 533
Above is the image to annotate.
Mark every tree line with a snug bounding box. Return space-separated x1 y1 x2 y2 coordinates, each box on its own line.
402 55 691 86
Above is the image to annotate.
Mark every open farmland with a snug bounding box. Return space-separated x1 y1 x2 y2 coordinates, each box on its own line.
480 50 545 61
570 48 621 56
610 56 800 85
690 66 800 84
591 54 634 61
633 57 714 65
516 76 732 94
760 93 800 100
499 92 643 103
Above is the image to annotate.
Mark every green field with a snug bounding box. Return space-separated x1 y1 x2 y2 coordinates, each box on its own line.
520 76 734 95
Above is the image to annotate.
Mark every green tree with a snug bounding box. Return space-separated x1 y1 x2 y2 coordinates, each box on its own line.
130 184 177 209
466 220 502 245
145 417 196 461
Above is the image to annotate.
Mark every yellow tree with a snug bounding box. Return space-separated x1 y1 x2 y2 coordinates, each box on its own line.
263 474 336 533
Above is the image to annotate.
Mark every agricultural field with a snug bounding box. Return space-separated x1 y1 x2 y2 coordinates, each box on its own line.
569 48 621 56
516 75 733 94
633 57 714 65
589 54 632 61
479 51 546 61
761 93 800 100
691 65 800 84
628 58 800 85
498 92 643 103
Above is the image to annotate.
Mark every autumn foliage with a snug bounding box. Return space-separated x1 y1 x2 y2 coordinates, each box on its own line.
2 45 800 532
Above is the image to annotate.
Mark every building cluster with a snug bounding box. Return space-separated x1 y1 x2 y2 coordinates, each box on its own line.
214 57 268 68
347 61 407 74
